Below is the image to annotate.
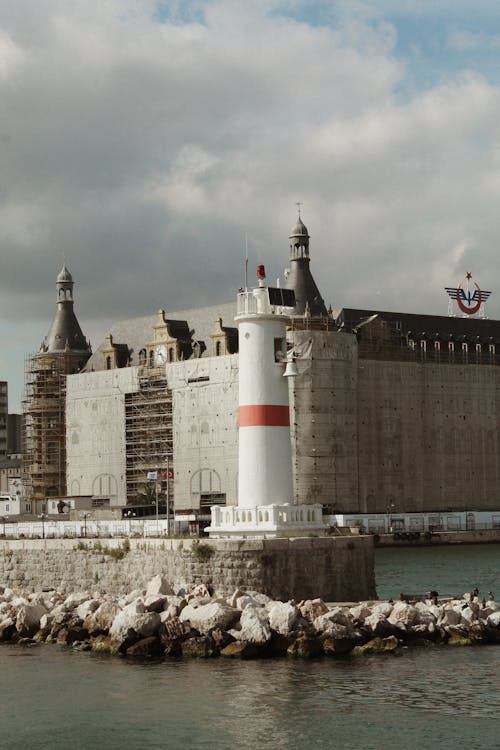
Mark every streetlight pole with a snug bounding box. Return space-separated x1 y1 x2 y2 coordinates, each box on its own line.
386 503 395 534
166 456 170 537
155 472 159 536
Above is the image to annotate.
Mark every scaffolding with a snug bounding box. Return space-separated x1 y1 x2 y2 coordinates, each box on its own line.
22 351 68 504
125 367 173 506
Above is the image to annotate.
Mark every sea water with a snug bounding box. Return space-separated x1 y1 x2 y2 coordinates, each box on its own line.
0 544 499 750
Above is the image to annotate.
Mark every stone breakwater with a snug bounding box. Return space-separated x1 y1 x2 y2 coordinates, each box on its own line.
1 577 499 659
0 536 376 602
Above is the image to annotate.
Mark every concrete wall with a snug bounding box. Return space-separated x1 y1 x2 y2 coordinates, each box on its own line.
168 355 239 511
0 535 376 602
66 369 139 505
357 360 500 513
290 330 358 510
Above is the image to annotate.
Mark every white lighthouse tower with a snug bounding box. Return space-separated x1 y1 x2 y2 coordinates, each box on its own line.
209 265 325 538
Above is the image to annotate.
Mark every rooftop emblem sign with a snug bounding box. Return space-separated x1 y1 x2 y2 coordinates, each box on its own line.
445 272 491 317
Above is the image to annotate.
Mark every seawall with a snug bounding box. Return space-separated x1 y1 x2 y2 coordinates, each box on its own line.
0 536 376 601
375 529 500 546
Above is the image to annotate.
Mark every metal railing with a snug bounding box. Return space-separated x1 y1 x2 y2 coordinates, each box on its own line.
0 518 177 539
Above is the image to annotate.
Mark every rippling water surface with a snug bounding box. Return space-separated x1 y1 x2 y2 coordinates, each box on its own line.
375 543 500 600
2 644 499 750
1 544 499 750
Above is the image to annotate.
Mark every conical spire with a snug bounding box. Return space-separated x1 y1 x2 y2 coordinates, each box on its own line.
42 262 91 353
285 211 327 317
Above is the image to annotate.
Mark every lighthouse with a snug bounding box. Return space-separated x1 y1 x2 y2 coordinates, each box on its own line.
209 265 325 538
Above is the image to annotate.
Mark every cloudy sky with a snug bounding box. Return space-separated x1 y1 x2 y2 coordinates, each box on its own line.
2 0 500 409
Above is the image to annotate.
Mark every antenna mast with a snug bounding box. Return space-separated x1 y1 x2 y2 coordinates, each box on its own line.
244 233 249 291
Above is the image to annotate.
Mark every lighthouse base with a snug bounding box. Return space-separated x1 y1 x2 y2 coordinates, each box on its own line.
207 503 326 539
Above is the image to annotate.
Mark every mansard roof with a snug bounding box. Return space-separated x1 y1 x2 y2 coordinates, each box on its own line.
84 300 237 371
337 308 500 341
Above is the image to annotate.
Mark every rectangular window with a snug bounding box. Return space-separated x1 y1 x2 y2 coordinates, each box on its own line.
274 338 285 362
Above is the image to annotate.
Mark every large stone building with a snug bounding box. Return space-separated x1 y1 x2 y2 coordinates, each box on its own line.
59 215 500 524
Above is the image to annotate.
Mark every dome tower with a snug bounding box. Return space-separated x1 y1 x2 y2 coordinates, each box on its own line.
285 212 327 317
25 262 91 509
42 262 91 354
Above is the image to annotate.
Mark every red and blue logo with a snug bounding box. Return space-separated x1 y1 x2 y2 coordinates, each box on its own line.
445 272 491 315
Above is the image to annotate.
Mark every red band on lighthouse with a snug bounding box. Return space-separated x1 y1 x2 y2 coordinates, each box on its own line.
239 404 290 427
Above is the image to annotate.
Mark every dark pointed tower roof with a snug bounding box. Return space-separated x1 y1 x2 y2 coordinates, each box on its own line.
285 213 327 317
42 262 91 354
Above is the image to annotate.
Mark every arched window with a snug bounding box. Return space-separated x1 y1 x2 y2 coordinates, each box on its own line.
139 349 147 366
106 356 112 370
92 474 117 498
215 340 222 356
168 347 175 362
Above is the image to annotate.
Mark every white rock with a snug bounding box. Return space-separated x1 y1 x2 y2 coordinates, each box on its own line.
299 598 329 621
146 575 174 598
237 605 271 644
388 602 418 627
460 606 478 625
413 607 437 626
11 596 29 609
478 606 496 621
364 612 392 636
314 608 353 634
1 588 14 602
166 595 186 610
39 613 53 630
49 603 68 620
84 600 120 633
228 589 245 608
267 602 300 635
28 592 53 608
487 611 500 628
321 622 354 639
247 592 272 606
0 616 14 632
371 602 393 617
144 595 168 613
109 600 160 642
187 583 211 600
438 608 462 627
236 595 259 611
15 604 47 636
76 599 101 621
349 604 372 621
179 601 240 635
124 589 146 605
420 603 442 620
159 610 175 624
63 592 91 611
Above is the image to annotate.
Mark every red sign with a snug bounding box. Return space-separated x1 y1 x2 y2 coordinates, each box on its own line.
162 468 174 480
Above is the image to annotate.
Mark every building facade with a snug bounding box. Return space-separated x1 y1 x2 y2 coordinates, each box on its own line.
23 215 500 523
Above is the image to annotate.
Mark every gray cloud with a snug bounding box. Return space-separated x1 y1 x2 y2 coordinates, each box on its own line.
1 1 500 409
